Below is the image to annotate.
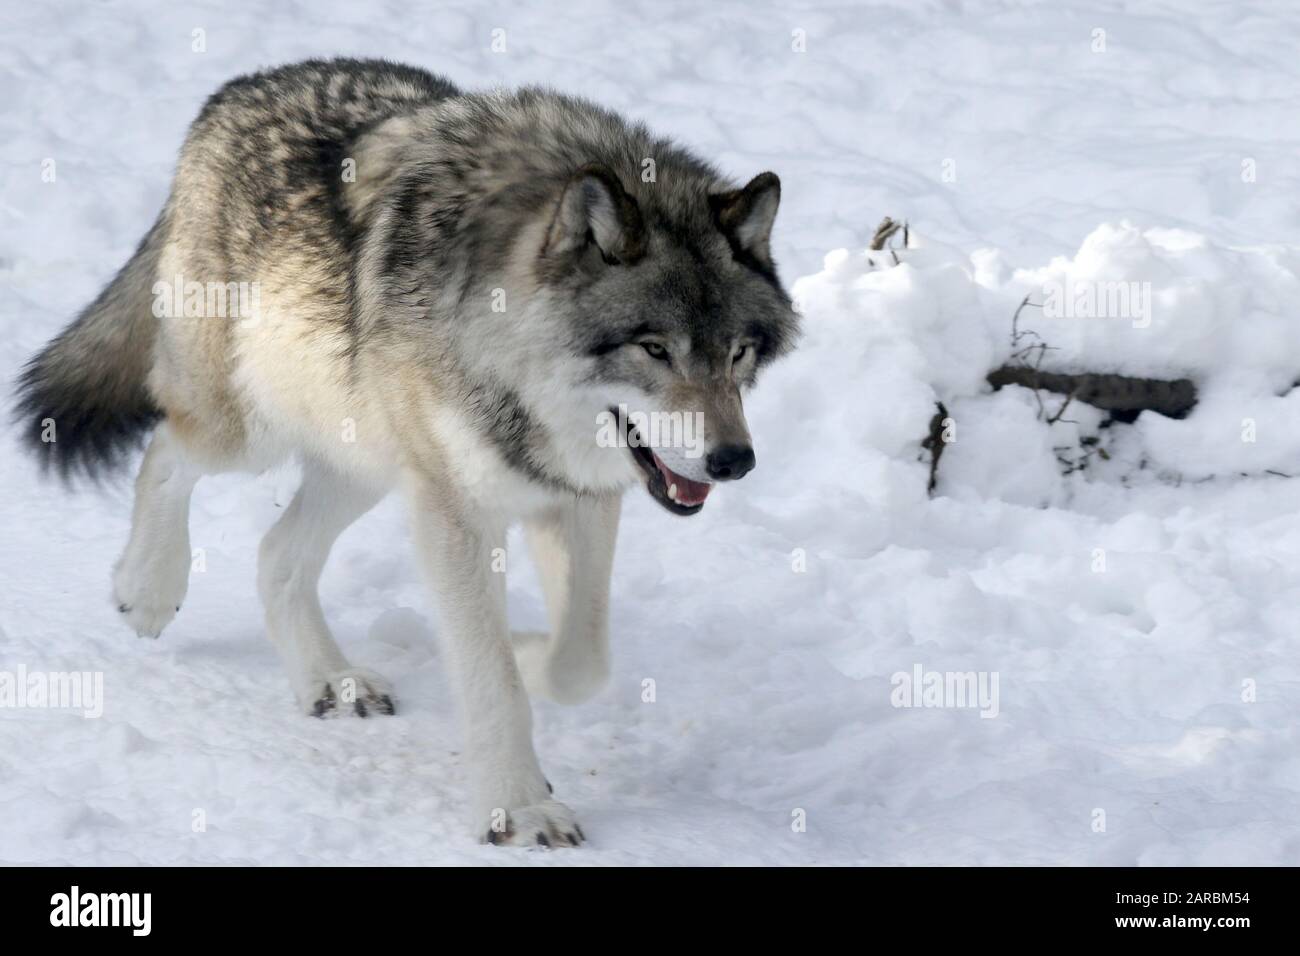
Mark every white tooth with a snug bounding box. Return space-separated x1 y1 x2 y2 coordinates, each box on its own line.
668 483 678 501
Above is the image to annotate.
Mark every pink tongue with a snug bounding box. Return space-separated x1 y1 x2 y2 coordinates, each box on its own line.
653 454 712 506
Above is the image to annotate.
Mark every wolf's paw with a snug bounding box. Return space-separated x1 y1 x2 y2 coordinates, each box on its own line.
308 668 396 718
112 563 188 639
482 799 585 849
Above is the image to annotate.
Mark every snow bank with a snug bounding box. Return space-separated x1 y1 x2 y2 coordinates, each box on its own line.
773 222 1300 507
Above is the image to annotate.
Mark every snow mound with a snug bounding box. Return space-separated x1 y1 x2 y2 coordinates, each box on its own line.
770 223 1300 505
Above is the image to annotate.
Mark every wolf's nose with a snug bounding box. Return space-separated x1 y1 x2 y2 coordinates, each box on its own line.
706 444 756 481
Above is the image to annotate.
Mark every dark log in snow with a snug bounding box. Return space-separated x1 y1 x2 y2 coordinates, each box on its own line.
986 367 1197 421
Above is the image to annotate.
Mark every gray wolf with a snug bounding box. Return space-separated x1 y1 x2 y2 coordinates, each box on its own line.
14 58 799 846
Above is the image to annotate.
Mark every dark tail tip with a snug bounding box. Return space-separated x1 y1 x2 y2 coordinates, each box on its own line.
12 350 161 482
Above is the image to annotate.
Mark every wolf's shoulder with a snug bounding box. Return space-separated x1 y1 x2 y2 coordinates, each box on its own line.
431 85 724 194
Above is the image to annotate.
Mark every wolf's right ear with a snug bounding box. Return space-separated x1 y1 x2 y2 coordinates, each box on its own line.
542 164 646 266
710 172 781 270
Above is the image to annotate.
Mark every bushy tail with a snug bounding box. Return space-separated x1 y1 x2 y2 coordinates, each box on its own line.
14 216 165 479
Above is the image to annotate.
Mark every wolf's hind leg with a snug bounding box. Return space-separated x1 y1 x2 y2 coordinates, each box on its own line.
113 423 202 638
513 494 621 705
257 461 390 717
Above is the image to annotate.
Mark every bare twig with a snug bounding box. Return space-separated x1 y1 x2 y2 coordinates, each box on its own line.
1009 294 1044 351
869 217 905 251
919 401 950 496
1046 390 1077 425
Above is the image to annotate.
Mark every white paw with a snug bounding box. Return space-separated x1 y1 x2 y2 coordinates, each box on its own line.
112 557 189 639
307 667 396 718
483 798 585 848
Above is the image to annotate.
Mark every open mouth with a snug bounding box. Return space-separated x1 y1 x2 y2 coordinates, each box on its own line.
618 409 713 516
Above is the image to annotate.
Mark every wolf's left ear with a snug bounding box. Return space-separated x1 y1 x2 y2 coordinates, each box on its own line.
543 163 646 265
710 172 781 269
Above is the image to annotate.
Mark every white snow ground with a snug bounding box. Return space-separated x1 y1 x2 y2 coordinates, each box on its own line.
2 0 1299 865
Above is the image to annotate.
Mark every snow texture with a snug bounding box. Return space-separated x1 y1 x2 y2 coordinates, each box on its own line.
2 0 1299 865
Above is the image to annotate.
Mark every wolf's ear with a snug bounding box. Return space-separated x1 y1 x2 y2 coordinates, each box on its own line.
543 163 646 265
710 172 781 269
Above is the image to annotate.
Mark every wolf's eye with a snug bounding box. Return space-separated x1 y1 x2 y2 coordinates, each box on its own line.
733 344 750 363
641 341 670 362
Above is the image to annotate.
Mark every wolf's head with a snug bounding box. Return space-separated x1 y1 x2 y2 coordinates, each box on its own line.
532 163 799 515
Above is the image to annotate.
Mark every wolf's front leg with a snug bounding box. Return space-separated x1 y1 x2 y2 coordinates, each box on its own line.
408 478 584 847
513 493 621 704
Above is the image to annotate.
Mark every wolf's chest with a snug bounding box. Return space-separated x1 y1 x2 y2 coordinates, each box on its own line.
426 405 566 518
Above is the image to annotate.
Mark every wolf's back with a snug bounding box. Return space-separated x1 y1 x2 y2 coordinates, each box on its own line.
14 59 461 481
13 215 165 479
